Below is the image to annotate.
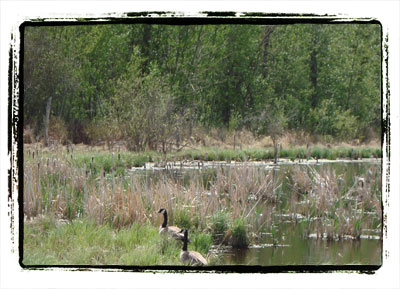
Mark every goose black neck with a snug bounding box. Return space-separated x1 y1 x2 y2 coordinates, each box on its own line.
162 210 168 228
182 231 188 251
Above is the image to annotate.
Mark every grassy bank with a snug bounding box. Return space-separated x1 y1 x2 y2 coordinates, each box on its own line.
24 216 213 266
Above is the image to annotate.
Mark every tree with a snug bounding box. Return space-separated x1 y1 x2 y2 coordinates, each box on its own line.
251 102 287 163
24 26 79 144
105 49 181 152
24 23 381 145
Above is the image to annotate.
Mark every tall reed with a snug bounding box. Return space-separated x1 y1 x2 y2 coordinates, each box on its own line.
24 147 382 242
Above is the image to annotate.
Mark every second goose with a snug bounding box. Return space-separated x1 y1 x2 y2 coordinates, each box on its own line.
158 208 185 241
180 229 208 266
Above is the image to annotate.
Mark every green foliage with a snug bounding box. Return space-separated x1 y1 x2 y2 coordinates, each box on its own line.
327 150 338 160
132 154 149 167
311 147 323 159
173 209 192 230
336 147 353 158
251 103 288 143
250 149 271 161
334 110 359 140
361 148 373 158
230 218 249 248
23 218 183 266
309 99 359 141
373 148 382 158
24 24 381 145
192 232 213 256
228 111 241 133
210 211 229 243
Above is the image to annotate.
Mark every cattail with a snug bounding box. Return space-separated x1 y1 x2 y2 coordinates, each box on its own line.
37 162 41 214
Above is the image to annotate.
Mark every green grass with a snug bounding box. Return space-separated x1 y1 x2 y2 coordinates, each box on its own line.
361 147 373 158
210 211 230 243
180 146 380 163
23 215 213 266
310 146 323 159
24 145 381 181
24 149 160 178
192 233 213 256
230 218 249 248
173 209 192 230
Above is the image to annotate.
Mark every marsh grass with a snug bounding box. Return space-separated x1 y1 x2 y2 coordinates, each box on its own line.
24 150 281 233
24 150 381 237
210 211 230 243
172 209 193 230
175 146 380 163
192 232 213 256
24 146 382 264
24 144 380 181
230 218 249 248
290 165 382 240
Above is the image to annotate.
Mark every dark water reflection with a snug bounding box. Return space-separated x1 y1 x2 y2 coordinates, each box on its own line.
224 223 382 265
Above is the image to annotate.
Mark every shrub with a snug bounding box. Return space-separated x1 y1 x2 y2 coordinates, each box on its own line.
210 211 229 243
192 232 212 256
336 147 353 158
173 209 191 230
327 150 338 160
361 148 372 158
311 147 323 159
351 148 361 159
231 218 249 248
265 149 274 159
83 121 101 145
322 147 330 159
24 126 34 144
250 149 268 161
279 149 289 159
219 149 236 161
373 148 382 158
102 157 113 173
295 147 307 159
334 110 358 141
239 152 248 162
133 154 149 167
285 148 297 161
49 116 69 144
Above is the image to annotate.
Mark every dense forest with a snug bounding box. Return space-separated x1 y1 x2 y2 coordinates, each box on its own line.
23 23 381 152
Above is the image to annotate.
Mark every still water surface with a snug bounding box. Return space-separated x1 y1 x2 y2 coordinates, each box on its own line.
223 223 382 265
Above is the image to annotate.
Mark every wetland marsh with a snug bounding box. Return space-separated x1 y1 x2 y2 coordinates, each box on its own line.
23 145 382 266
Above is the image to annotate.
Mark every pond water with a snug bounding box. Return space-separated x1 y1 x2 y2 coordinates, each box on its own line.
131 159 381 189
218 223 382 266
130 159 382 266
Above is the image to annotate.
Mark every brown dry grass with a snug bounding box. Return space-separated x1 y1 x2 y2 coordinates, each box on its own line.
23 151 279 232
25 124 381 155
23 146 382 241
290 165 382 240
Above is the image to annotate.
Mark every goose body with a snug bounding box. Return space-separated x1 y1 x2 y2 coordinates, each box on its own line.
180 229 208 266
158 208 185 241
159 225 185 241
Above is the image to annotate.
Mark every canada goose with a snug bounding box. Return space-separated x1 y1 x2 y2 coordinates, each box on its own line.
180 229 208 266
158 208 185 241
